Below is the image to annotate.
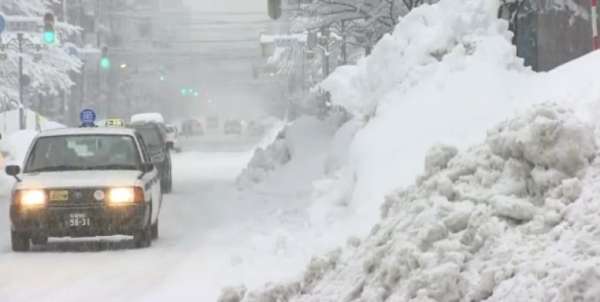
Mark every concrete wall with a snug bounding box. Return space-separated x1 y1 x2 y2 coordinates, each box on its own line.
517 0 594 71
535 9 592 71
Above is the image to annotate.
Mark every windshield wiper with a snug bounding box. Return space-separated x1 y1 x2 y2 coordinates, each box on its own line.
28 165 82 172
92 164 138 170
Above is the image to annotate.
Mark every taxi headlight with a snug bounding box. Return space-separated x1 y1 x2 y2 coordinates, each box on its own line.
18 190 47 207
108 187 143 205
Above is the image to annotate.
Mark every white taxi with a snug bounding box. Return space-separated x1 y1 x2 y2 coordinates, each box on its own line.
5 127 162 251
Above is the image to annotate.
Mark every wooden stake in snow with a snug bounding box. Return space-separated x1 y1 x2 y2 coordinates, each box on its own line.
592 0 599 49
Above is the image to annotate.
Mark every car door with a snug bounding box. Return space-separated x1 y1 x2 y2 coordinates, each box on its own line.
136 134 161 223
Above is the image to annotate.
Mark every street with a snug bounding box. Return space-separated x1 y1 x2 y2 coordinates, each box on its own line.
0 139 305 301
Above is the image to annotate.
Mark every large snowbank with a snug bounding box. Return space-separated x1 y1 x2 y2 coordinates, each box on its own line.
319 0 543 232
228 0 600 299
242 103 598 302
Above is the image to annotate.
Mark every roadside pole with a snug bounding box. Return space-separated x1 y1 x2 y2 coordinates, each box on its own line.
592 0 599 49
18 33 25 130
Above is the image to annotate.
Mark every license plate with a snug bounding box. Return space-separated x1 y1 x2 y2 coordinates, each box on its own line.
50 190 69 202
68 213 91 227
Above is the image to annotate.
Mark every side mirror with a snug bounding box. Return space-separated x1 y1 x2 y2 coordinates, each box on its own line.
5 165 21 182
142 162 154 173
6 165 20 176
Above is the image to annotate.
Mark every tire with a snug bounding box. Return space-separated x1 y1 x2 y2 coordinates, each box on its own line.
134 206 152 248
161 176 172 194
161 160 173 194
151 220 159 240
11 231 30 252
165 174 172 193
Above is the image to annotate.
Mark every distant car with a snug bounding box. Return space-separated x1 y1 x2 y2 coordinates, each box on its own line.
129 122 173 194
6 127 162 251
181 119 204 136
224 120 243 135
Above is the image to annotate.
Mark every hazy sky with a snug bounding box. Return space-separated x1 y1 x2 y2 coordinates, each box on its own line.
183 0 267 13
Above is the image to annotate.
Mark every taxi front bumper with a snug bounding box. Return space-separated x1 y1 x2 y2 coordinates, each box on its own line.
10 203 150 238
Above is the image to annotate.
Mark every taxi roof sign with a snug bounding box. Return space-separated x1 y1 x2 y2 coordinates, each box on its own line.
104 118 125 128
80 109 96 127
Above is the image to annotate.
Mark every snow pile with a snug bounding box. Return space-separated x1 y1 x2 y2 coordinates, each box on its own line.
0 109 63 164
240 103 597 302
310 0 542 235
1 130 38 165
228 0 600 299
237 132 290 186
237 114 346 189
322 0 524 117
226 0 600 299
0 109 63 135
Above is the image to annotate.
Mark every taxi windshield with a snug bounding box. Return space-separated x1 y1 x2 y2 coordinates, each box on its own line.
24 135 141 173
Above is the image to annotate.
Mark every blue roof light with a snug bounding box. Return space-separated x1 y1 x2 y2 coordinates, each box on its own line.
80 109 97 127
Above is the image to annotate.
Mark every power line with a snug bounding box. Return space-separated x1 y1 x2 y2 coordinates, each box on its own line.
170 39 258 44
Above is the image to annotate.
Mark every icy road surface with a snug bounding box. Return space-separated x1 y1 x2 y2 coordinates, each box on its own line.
0 139 310 301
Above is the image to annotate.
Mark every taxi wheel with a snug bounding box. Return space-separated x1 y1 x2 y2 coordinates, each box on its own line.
134 226 151 248
134 206 152 248
162 172 172 194
11 231 30 252
151 220 159 240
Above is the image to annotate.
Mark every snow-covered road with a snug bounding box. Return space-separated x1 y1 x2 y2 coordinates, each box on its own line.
0 143 305 301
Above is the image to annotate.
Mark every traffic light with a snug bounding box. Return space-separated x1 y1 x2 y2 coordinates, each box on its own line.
267 0 282 20
100 46 111 70
180 88 200 97
42 13 56 44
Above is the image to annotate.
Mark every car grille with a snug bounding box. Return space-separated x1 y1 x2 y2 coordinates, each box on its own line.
47 188 106 209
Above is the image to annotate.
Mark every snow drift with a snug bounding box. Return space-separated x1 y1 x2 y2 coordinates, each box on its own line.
242 103 598 301
228 0 600 300
321 0 546 233
237 113 349 191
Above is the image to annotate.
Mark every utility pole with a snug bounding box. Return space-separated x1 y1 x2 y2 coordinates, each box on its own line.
80 60 86 111
592 0 599 49
341 20 348 65
17 33 25 130
320 26 330 77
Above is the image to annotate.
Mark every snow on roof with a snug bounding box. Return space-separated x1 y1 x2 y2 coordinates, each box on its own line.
37 127 137 138
130 113 165 124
